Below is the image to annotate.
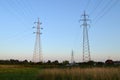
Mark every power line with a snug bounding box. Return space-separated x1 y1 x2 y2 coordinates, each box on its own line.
5 0 29 27
94 0 119 23
85 0 91 11
1 0 34 41
89 0 104 16
18 0 34 18
15 0 31 18
93 0 113 21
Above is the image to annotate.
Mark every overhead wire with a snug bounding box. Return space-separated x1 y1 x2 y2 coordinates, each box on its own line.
2 0 119 42
89 0 104 16
2 0 33 42
93 0 119 24
85 0 91 12
23 0 34 16
15 0 30 19
93 0 113 22
17 0 33 19
6 0 27 26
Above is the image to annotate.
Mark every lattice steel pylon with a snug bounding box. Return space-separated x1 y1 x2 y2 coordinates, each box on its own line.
33 18 43 63
71 50 74 64
80 11 91 62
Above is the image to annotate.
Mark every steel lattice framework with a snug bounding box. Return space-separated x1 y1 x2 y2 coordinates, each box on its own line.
80 11 91 62
33 18 43 63
71 50 74 64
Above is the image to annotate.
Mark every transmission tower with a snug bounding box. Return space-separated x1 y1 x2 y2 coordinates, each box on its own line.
80 11 91 62
71 50 74 64
33 18 43 63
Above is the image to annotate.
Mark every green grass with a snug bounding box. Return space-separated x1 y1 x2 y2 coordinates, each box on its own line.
0 65 39 80
0 65 120 80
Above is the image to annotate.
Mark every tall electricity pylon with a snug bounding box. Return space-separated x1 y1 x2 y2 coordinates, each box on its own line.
33 18 43 63
80 11 91 62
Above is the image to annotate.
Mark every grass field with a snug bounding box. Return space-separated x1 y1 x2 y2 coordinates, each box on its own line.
0 65 120 80
0 65 39 80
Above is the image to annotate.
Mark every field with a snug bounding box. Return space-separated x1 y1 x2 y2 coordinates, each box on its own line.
0 65 120 80
0 65 39 80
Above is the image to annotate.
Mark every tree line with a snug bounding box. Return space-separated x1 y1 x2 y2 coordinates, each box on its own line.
0 59 119 67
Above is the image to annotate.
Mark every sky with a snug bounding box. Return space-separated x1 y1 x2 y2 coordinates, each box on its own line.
0 0 120 62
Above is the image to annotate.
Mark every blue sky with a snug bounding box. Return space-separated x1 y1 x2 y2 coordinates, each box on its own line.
0 0 120 62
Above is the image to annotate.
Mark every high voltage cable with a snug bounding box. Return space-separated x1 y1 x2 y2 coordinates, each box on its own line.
93 0 113 21
18 0 34 18
1 0 43 44
15 0 30 18
0 0 34 42
11 0 26 17
9 0 34 22
85 0 91 11
6 0 28 26
89 0 104 16
94 0 119 23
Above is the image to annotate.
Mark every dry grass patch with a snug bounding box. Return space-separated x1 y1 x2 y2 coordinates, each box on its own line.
37 67 120 80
